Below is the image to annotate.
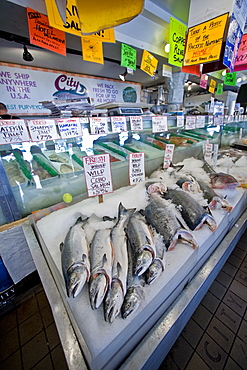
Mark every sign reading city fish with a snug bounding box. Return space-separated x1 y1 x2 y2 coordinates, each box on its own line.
83 154 113 197
0 119 30 144
129 116 143 131
140 50 158 77
81 38 104 64
26 7 66 56
129 152 145 185
45 0 116 42
152 116 168 133
169 17 187 67
57 118 82 139
27 119 59 142
89 117 108 135
183 13 228 66
111 116 127 132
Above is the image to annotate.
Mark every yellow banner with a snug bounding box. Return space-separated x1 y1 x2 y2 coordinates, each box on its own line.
184 13 228 66
45 0 115 42
209 79 216 93
81 38 104 64
140 50 158 77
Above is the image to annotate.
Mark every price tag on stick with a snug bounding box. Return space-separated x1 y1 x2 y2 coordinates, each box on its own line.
163 144 175 169
129 152 145 185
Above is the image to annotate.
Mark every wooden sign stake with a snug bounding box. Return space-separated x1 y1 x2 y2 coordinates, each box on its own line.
98 195 103 203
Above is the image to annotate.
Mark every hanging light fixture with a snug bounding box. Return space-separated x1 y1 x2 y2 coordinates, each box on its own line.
23 45 34 62
119 68 128 81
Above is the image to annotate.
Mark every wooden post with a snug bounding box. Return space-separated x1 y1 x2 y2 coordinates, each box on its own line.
98 195 103 203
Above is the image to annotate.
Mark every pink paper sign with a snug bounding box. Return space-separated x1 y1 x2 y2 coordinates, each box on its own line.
200 74 208 89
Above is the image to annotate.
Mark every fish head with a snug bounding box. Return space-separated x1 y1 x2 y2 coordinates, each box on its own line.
210 173 239 189
122 287 141 319
209 196 233 213
182 181 201 193
104 280 124 323
147 182 167 195
168 230 198 251
135 249 153 276
89 274 108 310
66 264 87 298
204 214 217 232
146 259 164 284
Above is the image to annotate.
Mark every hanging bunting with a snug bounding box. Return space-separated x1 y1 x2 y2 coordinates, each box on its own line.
224 72 237 85
26 7 66 56
81 38 104 64
121 43 136 70
183 13 228 66
223 14 243 72
200 74 208 89
140 50 158 77
216 83 223 95
168 17 187 67
208 79 216 94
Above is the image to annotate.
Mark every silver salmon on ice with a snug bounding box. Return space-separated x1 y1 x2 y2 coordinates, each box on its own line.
104 203 135 323
89 228 113 309
126 211 156 276
60 217 90 298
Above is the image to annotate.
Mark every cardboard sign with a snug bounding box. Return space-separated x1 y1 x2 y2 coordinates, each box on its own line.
200 74 208 89
152 116 168 133
177 116 184 127
110 116 127 133
129 152 145 185
27 119 59 142
196 116 205 128
184 13 228 66
0 119 30 144
162 64 172 78
140 50 158 77
224 72 237 85
163 144 175 169
185 116 196 129
169 17 187 67
223 14 243 72
209 78 217 93
81 38 104 64
89 117 108 135
26 7 66 56
235 33 247 70
83 154 113 197
129 116 143 131
121 43 136 70
57 118 82 139
216 82 223 95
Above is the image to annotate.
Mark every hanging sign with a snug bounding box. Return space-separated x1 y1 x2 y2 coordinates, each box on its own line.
235 33 247 70
224 72 237 85
200 74 208 89
209 79 217 93
26 7 66 56
140 50 158 77
233 0 247 32
152 116 168 133
129 152 145 185
163 144 175 169
57 118 82 139
129 116 143 131
83 154 113 197
196 116 205 128
177 116 184 128
0 119 30 144
216 83 223 95
89 117 108 135
223 14 243 72
169 17 187 67
81 38 104 64
110 116 127 133
121 43 137 70
27 119 59 142
183 13 228 66
162 64 172 78
185 116 196 129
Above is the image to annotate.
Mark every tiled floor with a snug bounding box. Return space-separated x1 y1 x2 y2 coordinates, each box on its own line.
0 229 246 370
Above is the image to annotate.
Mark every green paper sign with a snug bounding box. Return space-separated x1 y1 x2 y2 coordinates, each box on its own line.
216 83 223 95
224 72 237 86
121 43 136 70
169 17 187 67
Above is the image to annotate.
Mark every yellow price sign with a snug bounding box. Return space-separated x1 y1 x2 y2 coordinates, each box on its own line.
209 79 216 94
184 13 228 66
81 38 104 64
140 50 158 77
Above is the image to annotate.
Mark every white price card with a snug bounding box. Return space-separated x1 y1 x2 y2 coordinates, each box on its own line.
82 154 113 197
196 116 206 128
177 116 184 128
152 116 168 133
80 117 89 124
213 144 219 169
185 116 196 129
163 144 175 169
204 143 213 164
27 119 59 142
57 118 82 139
0 119 30 144
110 116 127 133
129 152 145 185
89 117 108 135
129 116 143 131
213 116 224 126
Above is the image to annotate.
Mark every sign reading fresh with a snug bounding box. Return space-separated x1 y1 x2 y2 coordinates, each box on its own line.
0 119 30 144
57 118 82 139
169 17 187 67
129 152 145 185
27 119 59 142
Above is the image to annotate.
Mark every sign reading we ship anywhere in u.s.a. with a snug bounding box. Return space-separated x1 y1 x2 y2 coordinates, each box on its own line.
83 154 113 197
183 13 228 66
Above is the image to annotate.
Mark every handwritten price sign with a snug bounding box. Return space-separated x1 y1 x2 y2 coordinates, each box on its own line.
89 117 108 135
129 152 145 185
185 116 196 129
0 119 30 144
129 116 143 131
163 144 175 169
27 119 59 142
111 116 127 133
152 116 168 133
57 118 82 139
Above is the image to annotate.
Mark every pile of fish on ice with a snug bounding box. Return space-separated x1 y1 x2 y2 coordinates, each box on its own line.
60 157 241 323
